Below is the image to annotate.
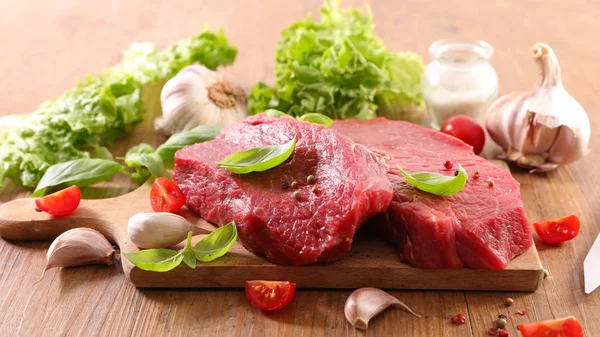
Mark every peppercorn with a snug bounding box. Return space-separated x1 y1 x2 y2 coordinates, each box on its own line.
488 179 495 187
293 191 301 200
496 318 507 329
290 181 299 189
498 314 508 320
281 181 289 189
544 269 550 278
473 170 480 179
444 160 453 170
451 313 466 325
454 170 459 176
307 175 316 184
504 298 514 307
311 186 318 193
498 329 509 337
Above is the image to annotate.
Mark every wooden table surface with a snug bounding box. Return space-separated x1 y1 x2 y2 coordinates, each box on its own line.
1 0 599 336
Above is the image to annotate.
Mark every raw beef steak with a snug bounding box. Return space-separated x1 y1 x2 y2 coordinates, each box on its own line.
173 115 393 265
333 118 532 269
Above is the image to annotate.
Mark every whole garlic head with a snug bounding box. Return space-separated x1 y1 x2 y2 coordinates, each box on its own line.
156 65 248 136
486 43 590 172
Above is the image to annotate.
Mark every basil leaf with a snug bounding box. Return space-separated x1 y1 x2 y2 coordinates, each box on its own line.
297 113 333 127
181 232 197 269
264 109 287 118
216 138 296 174
193 222 238 262
33 158 124 197
156 125 222 163
397 164 468 196
263 110 333 127
124 248 184 272
124 143 165 184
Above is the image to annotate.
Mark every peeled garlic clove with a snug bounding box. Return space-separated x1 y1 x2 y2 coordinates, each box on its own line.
128 212 191 248
344 287 421 329
156 65 248 136
44 228 116 275
486 42 590 172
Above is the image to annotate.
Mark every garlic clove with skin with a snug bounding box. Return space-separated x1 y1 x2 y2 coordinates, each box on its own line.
486 42 590 172
128 212 192 249
344 287 421 329
43 228 116 277
156 65 248 136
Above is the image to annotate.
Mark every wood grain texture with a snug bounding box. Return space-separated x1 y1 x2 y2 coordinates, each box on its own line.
1 0 599 336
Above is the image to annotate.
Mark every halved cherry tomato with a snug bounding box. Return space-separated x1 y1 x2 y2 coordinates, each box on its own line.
533 214 580 244
245 280 296 311
441 115 486 155
518 316 584 337
150 178 186 213
35 185 81 217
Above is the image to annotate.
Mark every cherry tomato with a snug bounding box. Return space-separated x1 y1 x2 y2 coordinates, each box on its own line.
150 178 186 213
35 185 81 217
440 115 486 155
245 280 296 311
518 316 584 337
532 214 580 244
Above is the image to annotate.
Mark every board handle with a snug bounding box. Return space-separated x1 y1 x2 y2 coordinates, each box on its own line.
0 197 126 244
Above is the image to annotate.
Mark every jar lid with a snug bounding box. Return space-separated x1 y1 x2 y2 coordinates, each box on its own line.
429 39 494 64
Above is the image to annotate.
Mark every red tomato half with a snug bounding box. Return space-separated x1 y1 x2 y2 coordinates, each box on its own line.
245 280 296 311
440 115 486 155
35 185 81 217
533 215 580 244
150 178 186 213
518 316 584 337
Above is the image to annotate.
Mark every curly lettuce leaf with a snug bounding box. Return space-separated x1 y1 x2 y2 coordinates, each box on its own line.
0 27 236 188
248 0 424 121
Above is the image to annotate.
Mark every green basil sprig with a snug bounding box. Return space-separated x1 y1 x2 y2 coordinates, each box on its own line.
123 144 165 184
263 109 333 127
156 125 222 163
32 126 220 196
216 138 296 174
397 164 468 196
32 159 126 197
124 222 238 272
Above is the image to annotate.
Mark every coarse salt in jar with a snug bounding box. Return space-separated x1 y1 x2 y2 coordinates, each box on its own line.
421 39 498 129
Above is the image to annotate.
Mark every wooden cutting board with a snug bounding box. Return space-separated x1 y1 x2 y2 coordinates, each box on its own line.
0 174 544 291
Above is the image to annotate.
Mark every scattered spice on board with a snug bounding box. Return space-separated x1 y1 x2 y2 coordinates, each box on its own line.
504 298 514 306
290 181 299 189
516 310 527 316
281 181 289 189
307 175 316 184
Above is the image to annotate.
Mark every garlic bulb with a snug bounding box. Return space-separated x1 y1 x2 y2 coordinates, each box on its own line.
128 212 191 248
156 65 248 136
344 288 421 329
43 228 116 277
486 42 590 172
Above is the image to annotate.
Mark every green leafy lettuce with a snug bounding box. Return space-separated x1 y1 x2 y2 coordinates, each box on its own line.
247 0 424 121
0 27 236 188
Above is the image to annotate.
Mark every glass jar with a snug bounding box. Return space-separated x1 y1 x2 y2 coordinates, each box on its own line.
421 39 498 129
